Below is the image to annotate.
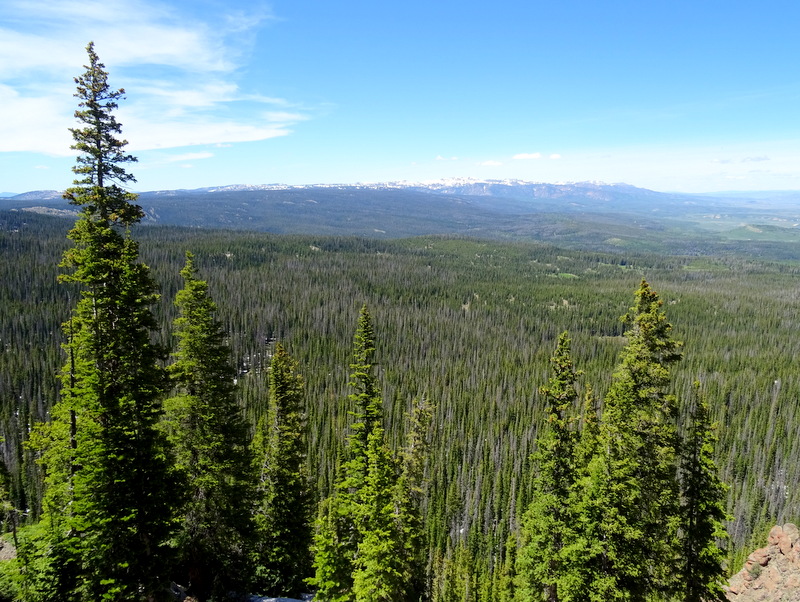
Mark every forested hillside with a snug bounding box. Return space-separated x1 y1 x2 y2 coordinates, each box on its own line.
2 208 800 595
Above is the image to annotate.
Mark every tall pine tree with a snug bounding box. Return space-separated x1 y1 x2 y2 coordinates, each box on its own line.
252 342 313 598
517 332 579 602
34 41 175 601
163 253 256 601
678 382 729 602
559 387 611 602
393 397 434 601
311 305 382 601
352 423 405 601
590 279 683 601
311 306 425 602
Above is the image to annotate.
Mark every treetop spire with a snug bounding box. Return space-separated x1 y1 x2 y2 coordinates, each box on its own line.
64 41 143 226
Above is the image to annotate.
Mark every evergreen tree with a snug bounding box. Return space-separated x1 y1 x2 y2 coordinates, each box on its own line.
394 397 434 601
493 534 518 602
311 306 423 602
33 41 175 601
252 342 312 598
559 388 612 602
344 305 383 496
517 332 579 602
310 492 356 602
678 383 729 602
311 306 381 600
163 253 255 600
352 425 405 601
352 399 432 602
590 279 684 601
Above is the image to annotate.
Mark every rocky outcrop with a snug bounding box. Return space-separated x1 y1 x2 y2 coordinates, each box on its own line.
728 524 800 601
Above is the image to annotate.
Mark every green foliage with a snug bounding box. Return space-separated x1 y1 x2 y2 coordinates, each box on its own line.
4 216 798 599
0 520 58 602
394 397 434 601
518 285 704 602
548 407 600 601
589 280 683 600
678 383 729 602
63 42 141 226
311 307 426 602
557 388 606 601
164 253 255 600
311 306 383 601
517 332 580 602
0 34 774 602
344 305 381 494
352 426 405 601
28 41 175 601
251 343 312 598
310 494 357 602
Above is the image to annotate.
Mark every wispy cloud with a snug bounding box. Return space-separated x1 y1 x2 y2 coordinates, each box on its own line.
0 84 73 153
549 154 562 160
0 0 266 73
0 0 305 156
481 160 502 166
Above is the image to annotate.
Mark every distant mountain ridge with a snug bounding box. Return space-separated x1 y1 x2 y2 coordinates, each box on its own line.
6 178 800 205
4 180 800 255
6 190 65 201
0 178 713 197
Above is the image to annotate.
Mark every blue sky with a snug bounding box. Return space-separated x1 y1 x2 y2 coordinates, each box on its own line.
3 0 800 193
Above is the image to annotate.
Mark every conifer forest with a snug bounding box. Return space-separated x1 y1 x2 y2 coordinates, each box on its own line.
1 44 800 601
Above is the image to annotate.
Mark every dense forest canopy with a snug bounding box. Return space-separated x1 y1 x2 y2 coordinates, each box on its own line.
2 211 799 586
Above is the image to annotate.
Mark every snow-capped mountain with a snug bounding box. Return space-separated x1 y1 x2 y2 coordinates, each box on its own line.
4 180 800 253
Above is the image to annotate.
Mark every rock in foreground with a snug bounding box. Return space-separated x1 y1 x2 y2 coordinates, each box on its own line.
728 524 800 601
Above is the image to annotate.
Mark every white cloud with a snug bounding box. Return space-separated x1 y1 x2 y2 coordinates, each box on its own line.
481 160 502 166
0 0 299 156
130 81 242 111
263 111 308 123
0 4 228 77
0 0 271 73
513 152 542 160
549 154 562 159
0 84 73 154
436 155 459 161
127 118 291 150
